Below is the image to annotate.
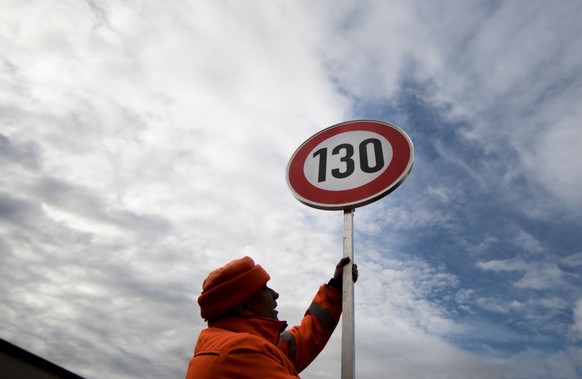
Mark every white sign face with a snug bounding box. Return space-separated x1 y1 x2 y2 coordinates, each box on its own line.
303 131 394 191
287 120 414 210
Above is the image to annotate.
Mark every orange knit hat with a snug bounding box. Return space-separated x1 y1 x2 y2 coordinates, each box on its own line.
198 256 270 319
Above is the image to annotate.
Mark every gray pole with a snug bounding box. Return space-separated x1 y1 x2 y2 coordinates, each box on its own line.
341 208 355 379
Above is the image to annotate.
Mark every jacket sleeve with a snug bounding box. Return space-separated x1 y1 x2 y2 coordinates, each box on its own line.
277 283 342 373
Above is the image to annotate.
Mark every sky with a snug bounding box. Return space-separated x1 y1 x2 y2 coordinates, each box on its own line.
1 1 582 378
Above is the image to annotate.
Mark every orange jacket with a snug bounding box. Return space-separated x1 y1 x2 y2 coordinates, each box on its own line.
185 283 342 379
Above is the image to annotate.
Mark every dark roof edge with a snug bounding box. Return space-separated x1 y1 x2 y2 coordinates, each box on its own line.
0 338 86 379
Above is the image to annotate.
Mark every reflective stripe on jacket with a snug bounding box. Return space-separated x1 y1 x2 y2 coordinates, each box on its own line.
185 284 341 379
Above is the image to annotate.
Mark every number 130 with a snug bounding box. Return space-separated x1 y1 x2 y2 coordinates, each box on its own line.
312 138 385 182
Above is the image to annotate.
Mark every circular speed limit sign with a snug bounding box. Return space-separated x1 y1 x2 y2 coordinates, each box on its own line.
286 120 414 210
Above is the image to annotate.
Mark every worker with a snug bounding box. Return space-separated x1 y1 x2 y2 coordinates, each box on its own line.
185 255 358 378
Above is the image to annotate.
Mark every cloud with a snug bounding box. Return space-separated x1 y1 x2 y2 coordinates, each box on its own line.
413 1 582 213
477 258 569 290
512 228 545 255
349 249 461 337
561 253 582 268
522 108 582 207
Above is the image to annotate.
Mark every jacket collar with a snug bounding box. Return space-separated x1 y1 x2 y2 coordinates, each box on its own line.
209 315 288 345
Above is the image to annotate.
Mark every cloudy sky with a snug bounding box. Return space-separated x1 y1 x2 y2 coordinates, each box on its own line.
2 1 582 378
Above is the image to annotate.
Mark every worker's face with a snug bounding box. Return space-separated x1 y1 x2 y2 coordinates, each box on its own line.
247 285 279 320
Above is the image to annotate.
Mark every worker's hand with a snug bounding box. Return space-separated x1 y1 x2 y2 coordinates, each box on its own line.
333 257 359 283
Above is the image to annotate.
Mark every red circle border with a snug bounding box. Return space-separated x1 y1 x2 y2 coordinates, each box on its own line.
286 120 414 210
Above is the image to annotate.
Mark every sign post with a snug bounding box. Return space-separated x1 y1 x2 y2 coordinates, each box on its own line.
286 120 414 379
342 208 355 379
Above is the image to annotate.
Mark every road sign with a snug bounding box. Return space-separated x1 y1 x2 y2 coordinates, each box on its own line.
286 120 414 210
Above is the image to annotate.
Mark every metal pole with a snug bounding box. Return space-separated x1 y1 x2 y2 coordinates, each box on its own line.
341 208 355 379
